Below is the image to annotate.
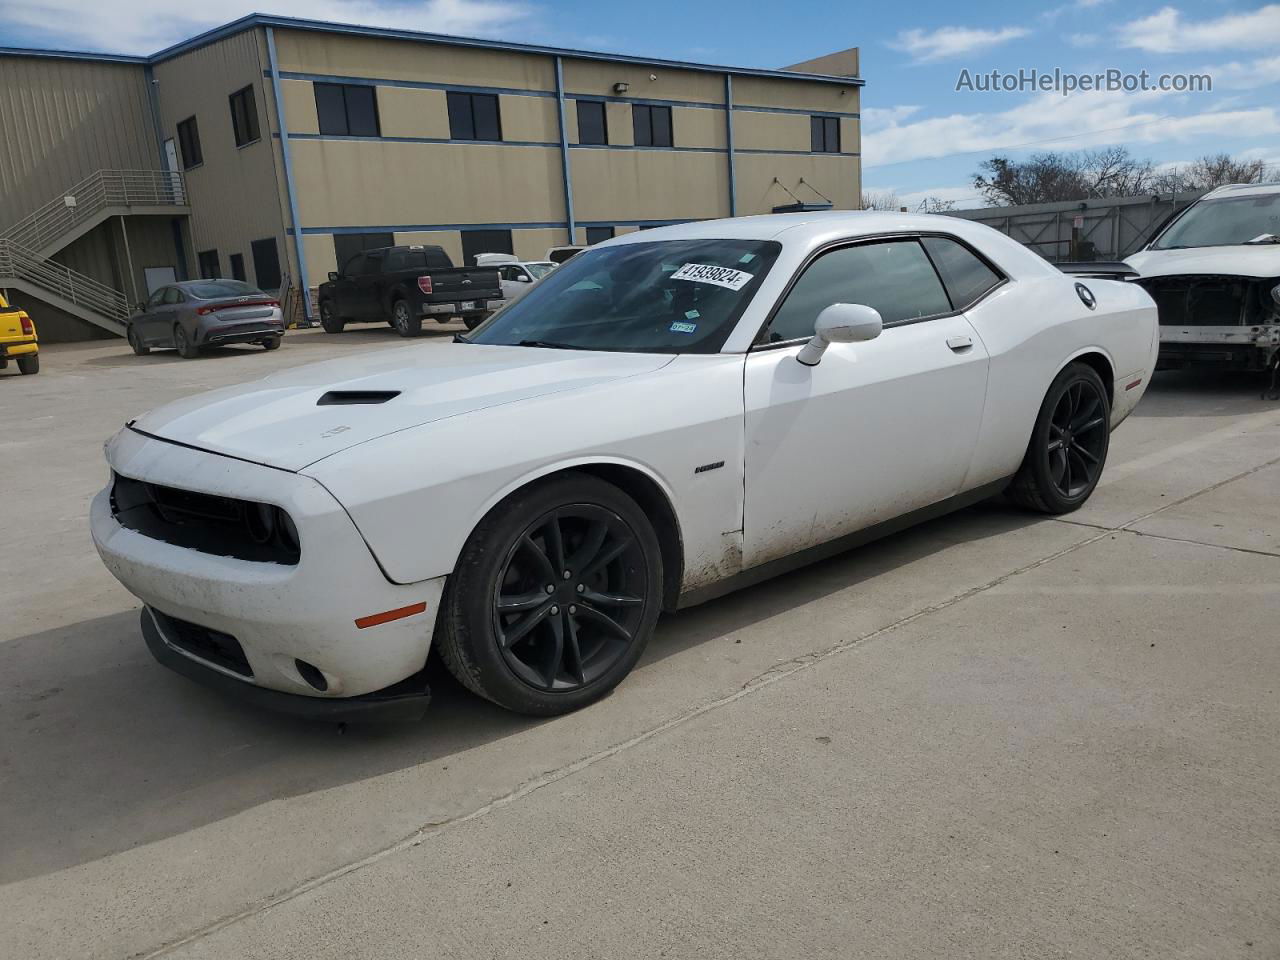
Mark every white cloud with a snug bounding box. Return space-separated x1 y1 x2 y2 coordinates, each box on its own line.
861 105 923 130
890 25 1030 64
1067 33 1099 48
1198 55 1280 91
1120 4 1280 54
863 88 1280 169
1 0 533 54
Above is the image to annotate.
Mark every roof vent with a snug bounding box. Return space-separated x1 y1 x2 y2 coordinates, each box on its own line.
317 390 401 406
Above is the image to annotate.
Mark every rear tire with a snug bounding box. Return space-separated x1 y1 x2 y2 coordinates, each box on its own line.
1009 362 1110 514
16 354 39 375
262 336 281 351
462 314 482 331
319 301 345 334
128 326 150 356
392 299 422 337
436 472 663 715
174 324 199 359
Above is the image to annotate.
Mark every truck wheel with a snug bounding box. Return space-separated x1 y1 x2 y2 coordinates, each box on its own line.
392 299 422 337
17 354 39 375
319 301 345 334
463 315 482 331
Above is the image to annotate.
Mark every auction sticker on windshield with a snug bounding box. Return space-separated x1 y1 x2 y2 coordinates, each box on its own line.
670 263 754 291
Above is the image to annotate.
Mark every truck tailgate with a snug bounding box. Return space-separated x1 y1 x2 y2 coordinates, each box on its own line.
425 268 502 300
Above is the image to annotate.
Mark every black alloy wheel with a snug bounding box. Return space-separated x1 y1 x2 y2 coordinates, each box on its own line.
436 473 663 715
319 300 345 334
392 299 421 337
1009 362 1111 514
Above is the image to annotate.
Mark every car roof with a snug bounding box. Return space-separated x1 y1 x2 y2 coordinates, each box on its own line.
1202 182 1280 199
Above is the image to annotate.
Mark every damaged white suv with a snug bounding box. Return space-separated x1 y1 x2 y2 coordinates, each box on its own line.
1126 182 1280 377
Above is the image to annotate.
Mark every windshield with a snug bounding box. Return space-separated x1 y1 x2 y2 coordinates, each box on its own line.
186 280 263 299
469 239 781 353
1152 193 1280 249
526 262 556 280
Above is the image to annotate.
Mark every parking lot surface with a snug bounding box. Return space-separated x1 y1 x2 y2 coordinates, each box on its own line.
2 329 1278 959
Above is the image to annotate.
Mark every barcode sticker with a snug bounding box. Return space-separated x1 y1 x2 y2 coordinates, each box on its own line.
669 263 754 291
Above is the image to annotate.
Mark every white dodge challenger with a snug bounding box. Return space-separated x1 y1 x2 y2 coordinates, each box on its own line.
91 213 1157 720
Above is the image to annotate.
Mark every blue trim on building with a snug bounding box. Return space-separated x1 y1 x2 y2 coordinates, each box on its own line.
292 222 570 236
578 218 700 228
274 70 557 99
0 15 863 88
281 133 559 148
565 92 723 111
0 45 147 64
267 27 313 321
732 104 860 118
735 148 862 157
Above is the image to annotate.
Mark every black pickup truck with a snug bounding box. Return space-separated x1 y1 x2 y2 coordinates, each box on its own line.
318 245 503 336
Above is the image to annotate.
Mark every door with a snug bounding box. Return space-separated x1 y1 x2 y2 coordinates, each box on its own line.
742 237 990 568
332 253 364 317
136 286 171 344
144 266 177 295
352 251 385 318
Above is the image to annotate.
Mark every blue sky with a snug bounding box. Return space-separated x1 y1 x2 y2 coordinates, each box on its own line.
3 0 1278 209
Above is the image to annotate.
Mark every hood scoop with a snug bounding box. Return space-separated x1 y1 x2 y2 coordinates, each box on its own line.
317 390 401 406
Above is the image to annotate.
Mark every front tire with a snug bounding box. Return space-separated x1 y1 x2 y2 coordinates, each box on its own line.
128 326 150 356
17 354 39 375
392 299 421 337
319 300 345 334
1009 362 1110 514
436 473 663 715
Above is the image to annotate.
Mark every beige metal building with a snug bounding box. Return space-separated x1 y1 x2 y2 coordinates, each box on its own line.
0 15 862 339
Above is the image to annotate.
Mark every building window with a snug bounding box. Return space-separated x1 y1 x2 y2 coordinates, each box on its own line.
197 249 220 279
229 253 246 281
228 85 260 147
810 115 840 153
576 100 608 145
585 226 615 245
461 229 513 266
314 83 380 137
447 92 502 141
632 104 672 147
251 238 282 291
333 232 395 274
176 116 202 169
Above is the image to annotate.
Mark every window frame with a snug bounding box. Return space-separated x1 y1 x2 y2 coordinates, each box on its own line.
176 116 203 169
750 231 1009 350
314 82 381 138
810 115 840 153
918 234 1006 313
228 84 261 148
447 91 503 141
576 99 608 146
632 104 673 148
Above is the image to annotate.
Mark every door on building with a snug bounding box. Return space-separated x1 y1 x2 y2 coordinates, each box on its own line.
144 266 177 296
163 139 184 204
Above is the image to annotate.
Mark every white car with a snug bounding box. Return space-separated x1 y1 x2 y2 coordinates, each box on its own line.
475 255 558 304
1125 182 1280 374
91 212 1157 721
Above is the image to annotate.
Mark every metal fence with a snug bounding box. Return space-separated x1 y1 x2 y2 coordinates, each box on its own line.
947 190 1207 262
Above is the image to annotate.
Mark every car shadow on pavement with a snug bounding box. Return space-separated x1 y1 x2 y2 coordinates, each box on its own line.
1139 369 1280 417
0 499 1036 885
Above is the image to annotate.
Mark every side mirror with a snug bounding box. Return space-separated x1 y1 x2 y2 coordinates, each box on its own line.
517 275 532 283
328 272 340 282
135 303 147 312
796 303 882 366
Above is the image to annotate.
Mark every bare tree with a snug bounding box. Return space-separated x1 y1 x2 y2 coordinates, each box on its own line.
1078 146 1157 198
972 153 1088 205
860 190 904 211
1158 153 1272 192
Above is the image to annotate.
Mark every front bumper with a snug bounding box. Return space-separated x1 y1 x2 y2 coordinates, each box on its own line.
1158 324 1280 369
91 427 446 706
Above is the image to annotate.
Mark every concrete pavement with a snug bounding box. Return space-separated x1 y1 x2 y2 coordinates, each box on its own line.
1 331 1277 958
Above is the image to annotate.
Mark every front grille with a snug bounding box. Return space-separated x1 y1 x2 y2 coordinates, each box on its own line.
1134 275 1250 327
110 473 301 564
151 608 253 677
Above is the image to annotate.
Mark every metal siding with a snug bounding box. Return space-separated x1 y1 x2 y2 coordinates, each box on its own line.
0 57 158 229
732 153 861 216
152 28 288 283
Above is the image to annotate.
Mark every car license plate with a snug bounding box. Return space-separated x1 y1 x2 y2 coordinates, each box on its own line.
461 301 475 311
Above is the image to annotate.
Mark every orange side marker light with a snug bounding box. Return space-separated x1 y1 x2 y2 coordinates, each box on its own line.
355 602 427 629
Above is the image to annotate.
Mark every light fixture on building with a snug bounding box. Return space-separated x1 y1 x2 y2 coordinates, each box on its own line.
613 81 630 94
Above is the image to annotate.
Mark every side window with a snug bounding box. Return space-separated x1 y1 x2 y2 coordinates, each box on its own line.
810 115 840 153
921 236 1003 310
448 92 502 141
147 288 168 308
162 287 184 305
766 239 951 343
315 83 380 137
576 100 607 145
358 254 384 276
342 254 365 276
176 116 202 169
632 104 673 147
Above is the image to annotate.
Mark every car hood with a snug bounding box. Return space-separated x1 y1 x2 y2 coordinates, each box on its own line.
130 343 675 471
1126 245 1280 279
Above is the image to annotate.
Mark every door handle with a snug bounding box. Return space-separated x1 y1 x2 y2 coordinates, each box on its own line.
946 335 973 352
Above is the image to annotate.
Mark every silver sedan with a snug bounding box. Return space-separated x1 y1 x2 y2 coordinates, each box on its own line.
127 280 286 359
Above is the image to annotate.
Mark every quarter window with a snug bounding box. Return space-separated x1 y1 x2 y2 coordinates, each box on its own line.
314 83 380 137
921 236 1003 310
448 92 502 141
162 286 184 305
810 115 840 153
228 85 260 147
632 104 673 147
576 100 608 145
176 116 202 168
766 239 951 343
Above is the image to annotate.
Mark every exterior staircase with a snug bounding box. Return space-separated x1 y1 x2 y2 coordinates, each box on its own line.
0 169 188 335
